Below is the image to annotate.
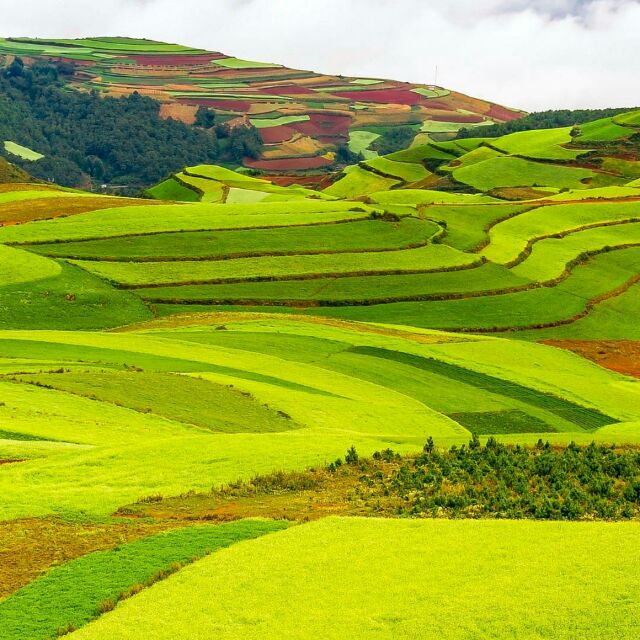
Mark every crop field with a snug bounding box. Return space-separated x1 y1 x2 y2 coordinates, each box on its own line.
145 165 332 204
1 108 640 639
362 156 431 182
71 243 479 286
3 140 44 161
0 520 287 640
64 517 640 640
324 165 402 197
453 156 596 191
3 114 637 337
28 217 439 260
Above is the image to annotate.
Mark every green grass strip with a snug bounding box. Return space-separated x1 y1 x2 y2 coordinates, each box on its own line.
0 338 341 398
348 346 617 431
0 520 288 640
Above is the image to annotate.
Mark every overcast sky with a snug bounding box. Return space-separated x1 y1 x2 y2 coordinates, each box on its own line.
1 0 638 111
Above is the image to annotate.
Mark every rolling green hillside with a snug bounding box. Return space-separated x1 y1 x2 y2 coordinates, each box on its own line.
11 109 636 340
1 108 640 640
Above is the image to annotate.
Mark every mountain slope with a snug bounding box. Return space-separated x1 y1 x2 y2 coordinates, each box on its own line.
0 37 523 176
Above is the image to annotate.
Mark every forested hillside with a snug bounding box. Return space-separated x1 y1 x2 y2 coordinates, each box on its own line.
0 59 263 190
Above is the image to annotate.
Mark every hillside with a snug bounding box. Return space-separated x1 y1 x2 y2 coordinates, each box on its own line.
0 155 33 182
1 107 640 639
8 109 633 344
0 37 523 181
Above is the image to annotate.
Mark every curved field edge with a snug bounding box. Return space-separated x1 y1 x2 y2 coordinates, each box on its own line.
68 517 640 640
0 519 288 640
134 241 640 307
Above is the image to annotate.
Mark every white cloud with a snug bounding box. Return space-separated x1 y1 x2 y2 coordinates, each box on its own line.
1 0 638 111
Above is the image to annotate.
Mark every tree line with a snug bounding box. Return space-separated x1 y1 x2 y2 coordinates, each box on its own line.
457 108 638 139
354 437 640 520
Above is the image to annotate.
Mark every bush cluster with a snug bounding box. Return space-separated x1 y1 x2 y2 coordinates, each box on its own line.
366 437 640 520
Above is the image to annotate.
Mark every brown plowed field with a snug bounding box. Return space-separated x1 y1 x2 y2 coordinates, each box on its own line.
543 340 640 378
0 517 182 599
0 196 159 226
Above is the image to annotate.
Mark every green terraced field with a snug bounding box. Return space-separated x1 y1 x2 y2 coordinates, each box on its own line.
0 520 287 640
2 108 640 640
145 178 201 202
0 201 375 244
0 244 61 285
324 166 402 198
303 247 640 330
489 127 588 160
363 157 431 182
135 263 525 304
1 314 638 522
27 218 439 261
0 262 152 330
72 243 479 287
482 200 640 264
453 156 596 191
511 222 640 281
14 370 300 433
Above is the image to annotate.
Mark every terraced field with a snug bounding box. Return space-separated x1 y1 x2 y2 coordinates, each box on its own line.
1 315 638 521
2 110 640 640
2 110 639 337
0 37 523 177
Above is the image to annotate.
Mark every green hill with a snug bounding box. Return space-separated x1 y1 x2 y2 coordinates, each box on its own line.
2 106 640 640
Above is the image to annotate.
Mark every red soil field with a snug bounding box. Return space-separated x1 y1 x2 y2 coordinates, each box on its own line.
267 174 335 189
291 113 352 137
486 103 522 121
159 102 198 124
543 340 640 379
416 101 451 111
259 125 296 144
244 156 333 171
0 197 160 226
333 89 424 105
0 517 182 599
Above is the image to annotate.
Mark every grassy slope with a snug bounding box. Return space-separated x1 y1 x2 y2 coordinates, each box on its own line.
27 218 439 261
73 244 478 286
1 317 638 520
0 201 374 244
69 517 640 640
0 262 151 330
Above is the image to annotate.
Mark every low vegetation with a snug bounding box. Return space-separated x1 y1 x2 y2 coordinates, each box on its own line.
126 439 640 522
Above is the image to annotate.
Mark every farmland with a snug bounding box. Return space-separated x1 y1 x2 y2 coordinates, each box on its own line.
62 519 640 639
0 68 639 640
0 37 523 180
